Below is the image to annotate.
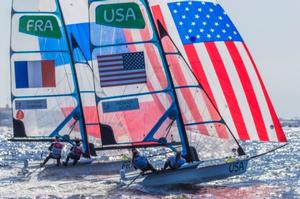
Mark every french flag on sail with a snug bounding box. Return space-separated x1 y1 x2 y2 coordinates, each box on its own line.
15 60 56 88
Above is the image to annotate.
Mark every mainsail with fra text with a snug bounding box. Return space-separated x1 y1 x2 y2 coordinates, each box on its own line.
10 0 90 153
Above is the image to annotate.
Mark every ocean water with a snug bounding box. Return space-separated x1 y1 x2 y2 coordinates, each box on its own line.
0 127 299 199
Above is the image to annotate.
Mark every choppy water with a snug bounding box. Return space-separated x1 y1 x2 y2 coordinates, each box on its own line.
0 127 299 198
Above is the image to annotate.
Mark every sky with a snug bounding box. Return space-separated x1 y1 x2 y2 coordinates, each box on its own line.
0 0 299 118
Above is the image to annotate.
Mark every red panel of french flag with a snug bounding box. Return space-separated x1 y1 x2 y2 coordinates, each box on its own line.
15 60 56 88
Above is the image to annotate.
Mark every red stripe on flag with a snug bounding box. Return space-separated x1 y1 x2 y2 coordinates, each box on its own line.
41 60 55 87
226 42 269 141
184 44 228 138
243 43 286 142
98 58 123 63
151 5 209 136
205 42 249 140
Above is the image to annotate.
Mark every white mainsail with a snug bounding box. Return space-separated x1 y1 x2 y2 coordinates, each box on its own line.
10 0 90 152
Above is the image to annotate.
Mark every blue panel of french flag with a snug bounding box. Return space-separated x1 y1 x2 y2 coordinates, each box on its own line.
14 60 56 89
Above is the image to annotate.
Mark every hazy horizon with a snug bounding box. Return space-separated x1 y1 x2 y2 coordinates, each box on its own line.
1 0 299 119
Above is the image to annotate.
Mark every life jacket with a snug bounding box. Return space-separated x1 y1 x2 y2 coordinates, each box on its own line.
51 142 63 158
168 156 186 169
71 145 82 158
133 155 148 169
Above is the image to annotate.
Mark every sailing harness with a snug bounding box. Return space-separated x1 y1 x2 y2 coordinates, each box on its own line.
51 142 63 158
70 145 82 158
133 155 149 169
168 156 186 169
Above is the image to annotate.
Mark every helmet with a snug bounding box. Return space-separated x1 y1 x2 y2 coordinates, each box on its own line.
132 148 138 154
54 136 60 142
16 110 24 120
75 138 80 145
175 151 181 159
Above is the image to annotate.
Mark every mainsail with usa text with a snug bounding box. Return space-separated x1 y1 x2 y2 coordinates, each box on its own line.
87 0 186 150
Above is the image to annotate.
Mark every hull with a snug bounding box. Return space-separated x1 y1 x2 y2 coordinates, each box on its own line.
27 158 133 178
141 159 249 187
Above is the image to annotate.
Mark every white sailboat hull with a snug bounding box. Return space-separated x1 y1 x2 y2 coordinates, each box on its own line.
140 159 249 187
25 158 133 179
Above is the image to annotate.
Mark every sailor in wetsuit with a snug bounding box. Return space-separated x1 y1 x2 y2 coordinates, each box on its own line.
40 136 64 167
13 110 27 137
163 151 186 170
63 139 82 166
131 148 157 173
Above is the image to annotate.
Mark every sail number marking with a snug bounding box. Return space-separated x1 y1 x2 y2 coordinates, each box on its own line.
19 15 61 38
95 3 145 29
228 161 245 173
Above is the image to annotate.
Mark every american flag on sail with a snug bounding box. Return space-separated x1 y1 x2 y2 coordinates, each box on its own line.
98 52 147 87
150 0 286 142
89 1 174 142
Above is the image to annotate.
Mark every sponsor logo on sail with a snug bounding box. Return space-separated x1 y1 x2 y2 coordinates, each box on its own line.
15 99 48 110
102 98 140 113
19 15 61 38
95 3 145 29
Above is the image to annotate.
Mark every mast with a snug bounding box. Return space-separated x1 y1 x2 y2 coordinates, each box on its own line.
144 0 192 161
9 0 14 130
56 0 90 156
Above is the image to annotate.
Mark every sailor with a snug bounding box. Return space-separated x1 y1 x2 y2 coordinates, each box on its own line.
40 136 64 167
131 148 157 173
225 148 238 163
163 151 186 170
13 110 27 137
63 138 82 166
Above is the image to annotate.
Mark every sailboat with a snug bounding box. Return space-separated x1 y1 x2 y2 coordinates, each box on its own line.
9 0 287 186
9 0 126 172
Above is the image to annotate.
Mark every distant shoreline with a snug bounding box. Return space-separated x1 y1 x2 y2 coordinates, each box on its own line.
0 107 11 127
0 107 299 128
